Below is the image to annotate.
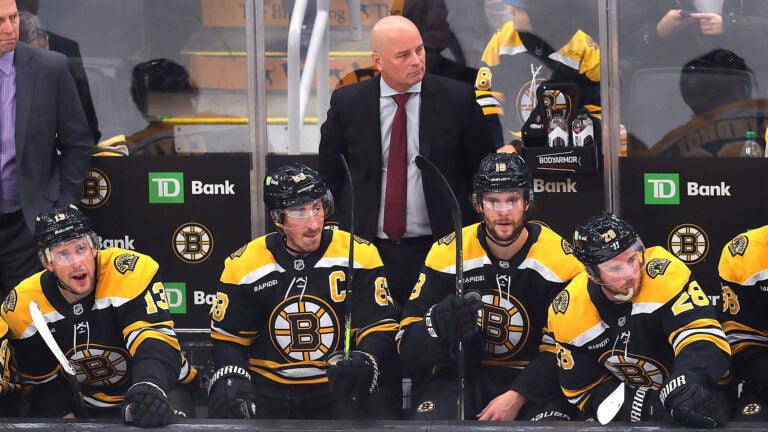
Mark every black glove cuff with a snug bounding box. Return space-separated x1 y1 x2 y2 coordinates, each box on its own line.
424 305 439 338
127 381 168 399
208 365 251 395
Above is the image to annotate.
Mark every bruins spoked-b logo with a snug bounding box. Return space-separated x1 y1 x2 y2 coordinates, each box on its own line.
478 284 529 359
269 294 340 362
80 168 111 208
173 222 213 263
600 350 667 389
667 224 709 264
66 344 130 387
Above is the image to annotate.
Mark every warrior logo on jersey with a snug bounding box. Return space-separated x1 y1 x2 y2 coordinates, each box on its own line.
269 295 340 362
114 253 139 274
552 290 569 314
599 350 667 389
728 235 748 257
2 289 16 313
561 239 574 255
668 224 709 264
478 286 530 359
230 245 247 260
67 344 130 387
438 232 455 246
80 168 111 208
646 258 671 279
173 222 213 263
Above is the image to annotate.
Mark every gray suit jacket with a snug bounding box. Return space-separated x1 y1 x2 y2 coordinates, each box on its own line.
319 73 495 241
13 42 93 231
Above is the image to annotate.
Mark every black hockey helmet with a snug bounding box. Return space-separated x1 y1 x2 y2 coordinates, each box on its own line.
263 163 333 221
572 213 639 266
34 205 95 250
472 152 533 207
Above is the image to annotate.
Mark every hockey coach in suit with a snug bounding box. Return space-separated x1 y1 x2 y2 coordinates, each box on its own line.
319 15 496 307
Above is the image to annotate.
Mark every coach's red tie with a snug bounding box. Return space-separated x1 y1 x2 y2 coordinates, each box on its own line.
383 92 411 242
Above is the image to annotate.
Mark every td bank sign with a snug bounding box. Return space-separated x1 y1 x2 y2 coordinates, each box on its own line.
644 173 732 205
149 172 237 203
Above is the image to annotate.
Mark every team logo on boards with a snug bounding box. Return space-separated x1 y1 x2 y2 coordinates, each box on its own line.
173 222 213 263
668 224 709 264
81 168 111 208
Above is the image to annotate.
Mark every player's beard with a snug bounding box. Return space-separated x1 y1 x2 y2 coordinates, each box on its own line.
484 218 525 247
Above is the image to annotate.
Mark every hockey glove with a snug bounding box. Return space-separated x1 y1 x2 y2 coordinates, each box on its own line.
121 381 172 428
326 350 379 400
207 365 258 419
659 373 726 428
425 292 483 345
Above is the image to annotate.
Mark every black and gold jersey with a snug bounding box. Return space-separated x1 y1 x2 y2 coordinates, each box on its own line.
209 229 398 386
0 318 18 397
0 248 195 410
475 21 601 144
547 246 731 413
718 226 768 382
398 222 582 399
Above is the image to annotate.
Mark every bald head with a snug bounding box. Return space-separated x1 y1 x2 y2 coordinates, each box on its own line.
370 15 425 92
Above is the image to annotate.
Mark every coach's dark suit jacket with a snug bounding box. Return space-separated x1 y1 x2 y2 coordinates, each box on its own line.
14 42 93 231
319 73 495 241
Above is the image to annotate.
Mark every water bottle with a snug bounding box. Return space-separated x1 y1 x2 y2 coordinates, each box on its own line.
547 113 569 147
571 109 594 147
740 130 763 158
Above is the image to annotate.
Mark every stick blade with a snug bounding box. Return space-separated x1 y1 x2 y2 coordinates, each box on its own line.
29 300 76 377
596 382 625 425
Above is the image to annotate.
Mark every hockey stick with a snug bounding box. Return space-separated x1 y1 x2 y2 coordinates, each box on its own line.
596 381 625 424
29 300 88 418
414 155 466 420
339 154 355 360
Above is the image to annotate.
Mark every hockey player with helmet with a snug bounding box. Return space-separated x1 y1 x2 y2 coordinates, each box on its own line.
398 153 583 420
547 213 731 427
718 227 768 420
207 163 401 420
475 0 601 149
0 205 196 427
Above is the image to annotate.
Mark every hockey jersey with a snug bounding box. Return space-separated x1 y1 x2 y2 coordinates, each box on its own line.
0 248 195 411
398 222 583 399
718 226 768 383
475 21 601 145
547 246 731 413
209 229 399 386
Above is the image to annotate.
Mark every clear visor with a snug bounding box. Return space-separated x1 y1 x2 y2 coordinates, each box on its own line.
274 190 334 221
593 238 646 286
44 236 95 266
474 189 529 211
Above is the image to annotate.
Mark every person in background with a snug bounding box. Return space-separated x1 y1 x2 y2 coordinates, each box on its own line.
475 0 601 151
547 213 731 427
0 0 93 298
17 0 100 144
0 205 197 427
207 163 401 420
319 15 495 309
718 226 768 421
398 153 583 421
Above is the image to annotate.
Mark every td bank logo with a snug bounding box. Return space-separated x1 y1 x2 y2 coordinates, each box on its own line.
149 172 184 204
164 282 187 314
644 173 679 205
